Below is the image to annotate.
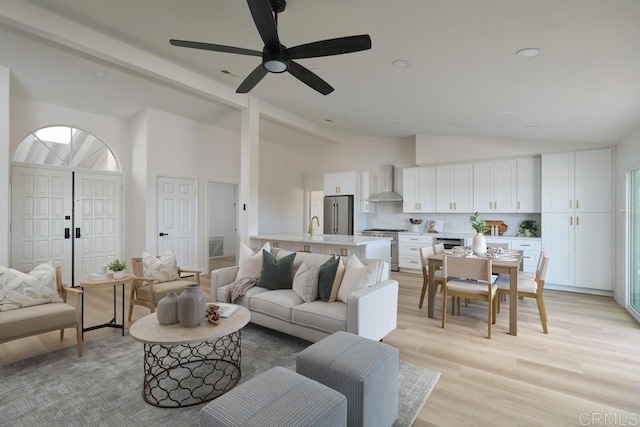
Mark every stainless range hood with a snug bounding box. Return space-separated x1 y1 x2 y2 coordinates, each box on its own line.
368 165 403 202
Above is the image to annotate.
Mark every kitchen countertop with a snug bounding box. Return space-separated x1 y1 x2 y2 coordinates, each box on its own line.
250 233 392 246
398 232 541 240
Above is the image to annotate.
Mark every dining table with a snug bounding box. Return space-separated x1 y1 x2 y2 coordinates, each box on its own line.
427 250 524 336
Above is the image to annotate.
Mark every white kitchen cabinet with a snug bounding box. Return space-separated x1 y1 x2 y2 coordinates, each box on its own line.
516 157 541 212
324 171 356 196
510 238 541 273
402 166 435 213
473 159 517 213
542 149 612 213
398 234 433 271
436 163 473 212
360 171 375 213
541 148 613 291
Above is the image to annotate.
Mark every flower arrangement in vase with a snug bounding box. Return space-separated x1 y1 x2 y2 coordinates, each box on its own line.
469 212 489 255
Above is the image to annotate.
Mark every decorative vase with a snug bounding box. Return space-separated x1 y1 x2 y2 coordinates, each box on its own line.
178 284 206 328
472 232 487 256
156 292 179 325
113 270 126 279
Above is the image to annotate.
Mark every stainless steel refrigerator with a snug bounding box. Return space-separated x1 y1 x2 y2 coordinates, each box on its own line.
323 195 354 235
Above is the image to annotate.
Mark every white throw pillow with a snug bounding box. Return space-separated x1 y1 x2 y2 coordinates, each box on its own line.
292 262 319 303
236 242 271 280
142 251 179 283
0 262 63 312
337 255 382 303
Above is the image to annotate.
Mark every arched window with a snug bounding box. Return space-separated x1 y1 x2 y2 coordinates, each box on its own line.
13 126 120 172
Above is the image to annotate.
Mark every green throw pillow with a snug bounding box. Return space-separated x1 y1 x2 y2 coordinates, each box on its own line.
257 250 296 290
318 256 340 302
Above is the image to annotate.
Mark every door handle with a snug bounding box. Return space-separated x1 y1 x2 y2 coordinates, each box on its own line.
65 228 70 239
75 228 81 238
159 232 169 237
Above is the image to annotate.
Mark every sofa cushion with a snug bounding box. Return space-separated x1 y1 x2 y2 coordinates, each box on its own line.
328 257 346 303
216 285 269 309
142 251 179 283
258 250 296 290
292 301 347 334
0 302 76 340
292 262 319 303
275 250 332 272
251 289 304 322
337 255 383 303
237 243 271 280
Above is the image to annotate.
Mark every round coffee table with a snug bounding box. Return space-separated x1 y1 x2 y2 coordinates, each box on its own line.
129 305 250 408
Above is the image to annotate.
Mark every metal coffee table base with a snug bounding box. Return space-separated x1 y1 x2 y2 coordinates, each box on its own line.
141 330 241 408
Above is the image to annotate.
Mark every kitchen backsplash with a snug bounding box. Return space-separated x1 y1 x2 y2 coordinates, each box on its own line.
364 203 541 237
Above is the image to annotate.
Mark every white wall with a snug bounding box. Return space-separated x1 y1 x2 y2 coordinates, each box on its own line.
208 182 237 258
415 134 611 165
0 67 9 265
614 127 640 306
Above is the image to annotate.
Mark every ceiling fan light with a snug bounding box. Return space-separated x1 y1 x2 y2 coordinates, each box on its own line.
264 60 288 73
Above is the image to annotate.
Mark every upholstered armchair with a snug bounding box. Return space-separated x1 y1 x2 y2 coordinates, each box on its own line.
128 252 201 320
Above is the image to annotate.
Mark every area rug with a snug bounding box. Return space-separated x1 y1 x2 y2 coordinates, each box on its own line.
0 325 439 426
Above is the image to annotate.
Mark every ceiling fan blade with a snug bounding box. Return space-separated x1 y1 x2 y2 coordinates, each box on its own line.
236 64 269 93
247 0 280 52
288 35 372 59
287 61 334 95
170 39 262 57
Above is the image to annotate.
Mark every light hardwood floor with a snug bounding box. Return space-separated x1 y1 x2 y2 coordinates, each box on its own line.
2 271 639 425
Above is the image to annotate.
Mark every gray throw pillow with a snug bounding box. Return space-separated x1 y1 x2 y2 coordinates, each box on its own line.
318 256 339 302
257 250 296 290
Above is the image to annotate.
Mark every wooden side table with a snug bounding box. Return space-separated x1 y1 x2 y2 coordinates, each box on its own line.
79 274 133 340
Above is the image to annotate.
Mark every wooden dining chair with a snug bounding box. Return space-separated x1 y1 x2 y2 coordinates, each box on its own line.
419 246 444 309
442 255 498 339
496 252 550 333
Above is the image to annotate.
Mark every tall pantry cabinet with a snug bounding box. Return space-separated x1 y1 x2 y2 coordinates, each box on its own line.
541 148 613 291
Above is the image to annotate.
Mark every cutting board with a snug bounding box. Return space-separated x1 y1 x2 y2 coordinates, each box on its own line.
484 220 508 236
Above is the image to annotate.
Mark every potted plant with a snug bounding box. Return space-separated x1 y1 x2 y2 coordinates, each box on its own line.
517 219 539 237
469 212 489 255
108 259 127 279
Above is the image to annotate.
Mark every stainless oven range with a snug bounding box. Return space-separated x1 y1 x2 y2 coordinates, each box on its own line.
361 229 407 271
433 236 466 250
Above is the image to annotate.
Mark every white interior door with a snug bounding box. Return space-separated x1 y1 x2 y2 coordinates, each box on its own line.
11 166 73 284
158 176 197 269
74 172 123 284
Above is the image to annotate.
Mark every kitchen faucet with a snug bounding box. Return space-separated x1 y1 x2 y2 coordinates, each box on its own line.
308 215 320 236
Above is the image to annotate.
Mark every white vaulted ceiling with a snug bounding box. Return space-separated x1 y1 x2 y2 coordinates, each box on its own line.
1 0 640 144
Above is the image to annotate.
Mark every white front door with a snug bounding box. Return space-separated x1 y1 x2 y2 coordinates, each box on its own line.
11 166 73 284
74 172 123 283
157 176 197 269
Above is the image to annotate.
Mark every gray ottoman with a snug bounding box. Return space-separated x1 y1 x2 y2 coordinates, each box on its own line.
296 331 399 427
200 366 347 427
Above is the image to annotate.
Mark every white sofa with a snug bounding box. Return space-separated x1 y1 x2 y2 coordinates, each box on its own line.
211 250 398 343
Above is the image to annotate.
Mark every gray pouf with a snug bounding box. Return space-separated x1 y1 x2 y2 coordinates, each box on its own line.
200 366 347 427
296 331 399 427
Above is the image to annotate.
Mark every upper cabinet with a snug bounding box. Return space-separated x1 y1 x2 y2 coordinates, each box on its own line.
473 159 517 213
516 157 541 213
436 163 473 212
324 171 356 196
360 171 375 213
402 166 436 213
542 149 612 213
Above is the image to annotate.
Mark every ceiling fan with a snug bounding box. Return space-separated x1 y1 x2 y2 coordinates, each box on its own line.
170 0 372 95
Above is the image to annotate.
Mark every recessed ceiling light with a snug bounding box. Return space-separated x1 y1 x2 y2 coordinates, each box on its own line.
525 125 539 130
516 48 542 58
502 110 515 115
392 60 410 69
310 68 323 75
92 70 108 79
325 119 333 122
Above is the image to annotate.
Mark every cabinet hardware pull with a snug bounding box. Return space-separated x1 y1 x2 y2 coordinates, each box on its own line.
449 202 452 210
410 238 418 241
577 216 580 225
455 202 457 210
410 248 417 251
570 199 573 209
411 260 418 264
524 256 531 259
570 217 573 225
517 201 520 210
495 201 497 209
576 200 579 209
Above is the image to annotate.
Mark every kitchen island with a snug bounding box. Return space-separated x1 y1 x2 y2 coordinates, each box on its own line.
250 234 391 265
